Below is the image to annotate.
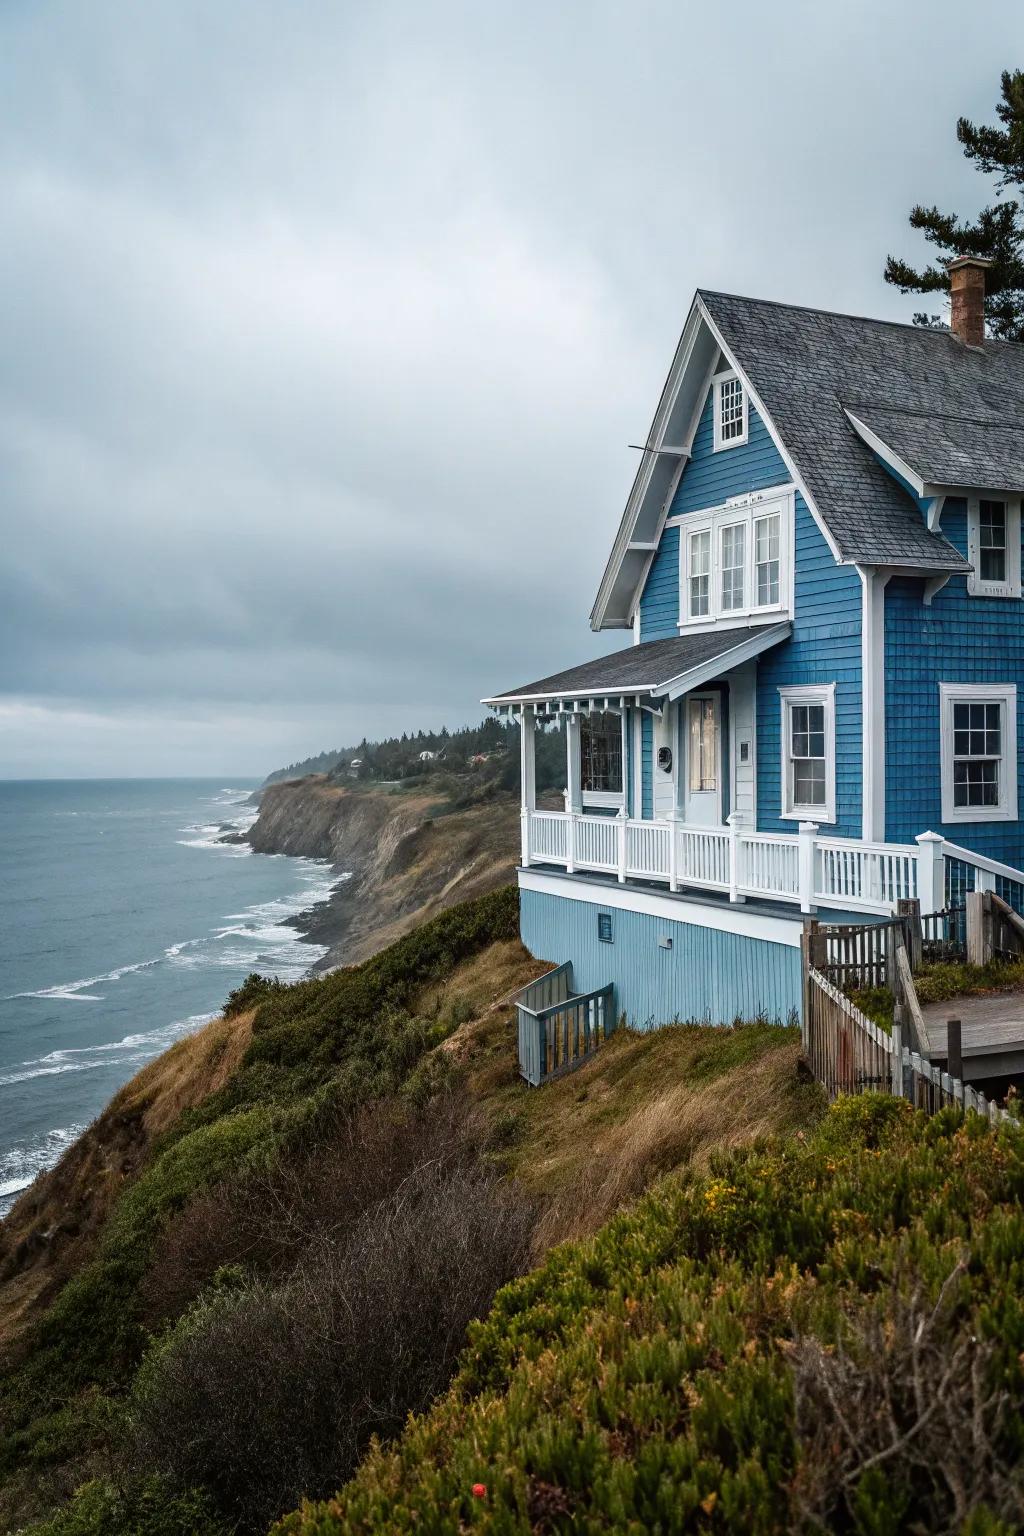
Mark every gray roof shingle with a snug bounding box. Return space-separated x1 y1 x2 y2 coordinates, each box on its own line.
697 291 1024 570
485 624 789 704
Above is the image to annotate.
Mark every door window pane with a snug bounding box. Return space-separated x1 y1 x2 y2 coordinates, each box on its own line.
688 698 717 792
720 524 745 611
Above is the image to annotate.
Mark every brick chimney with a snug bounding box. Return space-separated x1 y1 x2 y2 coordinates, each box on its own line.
947 256 992 348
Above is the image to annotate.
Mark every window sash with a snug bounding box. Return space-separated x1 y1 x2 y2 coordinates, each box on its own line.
952 699 1002 808
688 529 710 617
754 512 780 607
979 500 1007 583
717 377 744 443
788 702 827 809
720 522 746 611
580 712 623 795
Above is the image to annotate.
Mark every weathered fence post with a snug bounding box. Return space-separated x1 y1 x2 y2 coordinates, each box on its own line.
947 1017 963 1082
890 1019 904 1098
897 897 923 973
966 889 992 966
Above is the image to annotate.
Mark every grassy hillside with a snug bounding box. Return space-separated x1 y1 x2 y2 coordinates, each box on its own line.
281 1097 1024 1536
0 887 819 1536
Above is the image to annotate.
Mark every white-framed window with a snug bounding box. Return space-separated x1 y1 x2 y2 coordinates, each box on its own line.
580 710 624 807
720 522 746 611
713 371 748 451
688 528 710 617
678 488 793 628
940 683 1017 823
967 495 1021 598
780 684 836 823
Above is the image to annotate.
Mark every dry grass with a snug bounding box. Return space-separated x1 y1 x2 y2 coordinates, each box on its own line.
0 1009 254 1351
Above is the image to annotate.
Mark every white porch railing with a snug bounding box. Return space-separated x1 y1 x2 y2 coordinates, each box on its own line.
522 808 940 916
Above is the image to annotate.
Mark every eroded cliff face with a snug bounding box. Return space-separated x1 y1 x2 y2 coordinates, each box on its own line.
246 777 520 968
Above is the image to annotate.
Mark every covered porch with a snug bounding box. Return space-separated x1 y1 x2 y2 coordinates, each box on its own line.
486 626 942 919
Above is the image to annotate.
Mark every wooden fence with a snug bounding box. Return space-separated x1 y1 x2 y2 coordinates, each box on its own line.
804 966 1011 1125
516 964 616 1086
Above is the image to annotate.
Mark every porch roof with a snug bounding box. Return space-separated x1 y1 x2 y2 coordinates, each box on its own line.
484 622 790 710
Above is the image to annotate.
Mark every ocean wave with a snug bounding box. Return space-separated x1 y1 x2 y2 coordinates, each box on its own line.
0 1012 219 1089
0 1123 87 1217
6 955 163 1003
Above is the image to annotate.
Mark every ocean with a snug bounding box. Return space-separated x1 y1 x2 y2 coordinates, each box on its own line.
0 779 343 1217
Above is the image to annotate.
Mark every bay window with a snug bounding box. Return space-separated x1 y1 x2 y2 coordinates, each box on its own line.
679 489 792 626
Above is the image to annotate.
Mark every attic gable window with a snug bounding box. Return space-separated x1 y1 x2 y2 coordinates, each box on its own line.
712 371 748 451
967 495 1021 598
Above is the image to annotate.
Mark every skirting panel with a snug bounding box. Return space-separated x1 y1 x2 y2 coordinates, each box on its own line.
519 878 802 1030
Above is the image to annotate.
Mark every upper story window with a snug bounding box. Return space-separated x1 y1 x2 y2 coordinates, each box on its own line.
713 371 748 451
678 489 793 628
940 683 1017 823
967 495 1021 597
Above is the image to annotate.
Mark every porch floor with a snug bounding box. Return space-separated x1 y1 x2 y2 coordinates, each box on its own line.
918 994 1024 1080
520 862 870 928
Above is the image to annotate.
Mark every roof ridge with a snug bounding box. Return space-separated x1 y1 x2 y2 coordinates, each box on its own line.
699 288 1024 349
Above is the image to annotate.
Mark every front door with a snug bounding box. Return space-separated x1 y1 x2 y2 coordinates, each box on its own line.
684 693 722 826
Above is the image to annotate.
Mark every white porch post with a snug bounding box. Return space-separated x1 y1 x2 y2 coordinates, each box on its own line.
565 713 582 814
858 566 891 844
617 706 629 883
727 811 746 903
915 831 945 916
519 705 536 867
798 821 819 915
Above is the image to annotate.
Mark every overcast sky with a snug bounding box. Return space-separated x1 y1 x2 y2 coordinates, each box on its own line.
0 2 1017 777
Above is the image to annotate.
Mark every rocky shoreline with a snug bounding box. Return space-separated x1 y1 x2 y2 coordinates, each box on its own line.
234 776 519 971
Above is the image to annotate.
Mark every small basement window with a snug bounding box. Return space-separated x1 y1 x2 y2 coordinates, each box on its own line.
940 683 1017 823
713 371 748 451
967 495 1021 597
597 912 613 943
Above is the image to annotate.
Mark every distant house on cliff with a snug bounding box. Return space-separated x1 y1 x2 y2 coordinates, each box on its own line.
486 262 1024 1045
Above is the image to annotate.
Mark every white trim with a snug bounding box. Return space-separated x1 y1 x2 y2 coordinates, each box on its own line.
662 622 791 701
857 566 891 842
631 708 643 819
844 410 926 498
517 866 802 947
966 495 1022 598
779 683 837 824
697 298 845 565
712 369 748 452
581 790 625 810
939 682 1018 824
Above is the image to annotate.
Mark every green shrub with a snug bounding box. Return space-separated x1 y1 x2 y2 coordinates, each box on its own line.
25 1476 229 1536
276 1099 1024 1535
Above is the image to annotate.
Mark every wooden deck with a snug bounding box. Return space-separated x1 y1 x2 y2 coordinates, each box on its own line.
919 993 1024 1080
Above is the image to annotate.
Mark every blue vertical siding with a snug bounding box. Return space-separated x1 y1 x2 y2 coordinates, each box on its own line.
520 886 801 1028
635 382 863 835
885 496 1024 866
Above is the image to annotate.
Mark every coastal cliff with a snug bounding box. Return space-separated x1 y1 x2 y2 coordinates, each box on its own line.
245 776 521 967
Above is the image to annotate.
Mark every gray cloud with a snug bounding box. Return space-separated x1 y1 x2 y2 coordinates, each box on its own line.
0 0 1013 774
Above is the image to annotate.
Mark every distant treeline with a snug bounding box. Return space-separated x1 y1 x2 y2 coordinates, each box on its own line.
264 717 568 795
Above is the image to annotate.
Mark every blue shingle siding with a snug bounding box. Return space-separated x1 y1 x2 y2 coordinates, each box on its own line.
757 496 862 839
520 886 801 1028
885 496 1024 867
635 384 863 835
639 390 791 643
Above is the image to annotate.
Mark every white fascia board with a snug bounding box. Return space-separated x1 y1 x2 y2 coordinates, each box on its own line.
843 409 927 498
590 298 709 633
661 622 792 701
697 298 845 565
518 867 802 947
481 686 655 707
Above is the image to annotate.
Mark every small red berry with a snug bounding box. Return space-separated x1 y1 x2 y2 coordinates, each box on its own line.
472 1483 487 1499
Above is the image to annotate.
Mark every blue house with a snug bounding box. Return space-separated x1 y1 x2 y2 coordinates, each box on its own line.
486 262 1024 1031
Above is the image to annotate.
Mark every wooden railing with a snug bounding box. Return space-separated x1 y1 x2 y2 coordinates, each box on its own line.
523 809 919 915
515 964 616 1086
804 966 1012 1125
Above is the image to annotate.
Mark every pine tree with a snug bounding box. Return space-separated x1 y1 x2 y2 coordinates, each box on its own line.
884 69 1024 339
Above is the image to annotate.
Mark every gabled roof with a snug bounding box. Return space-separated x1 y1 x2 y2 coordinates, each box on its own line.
484 623 790 708
592 290 1018 628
